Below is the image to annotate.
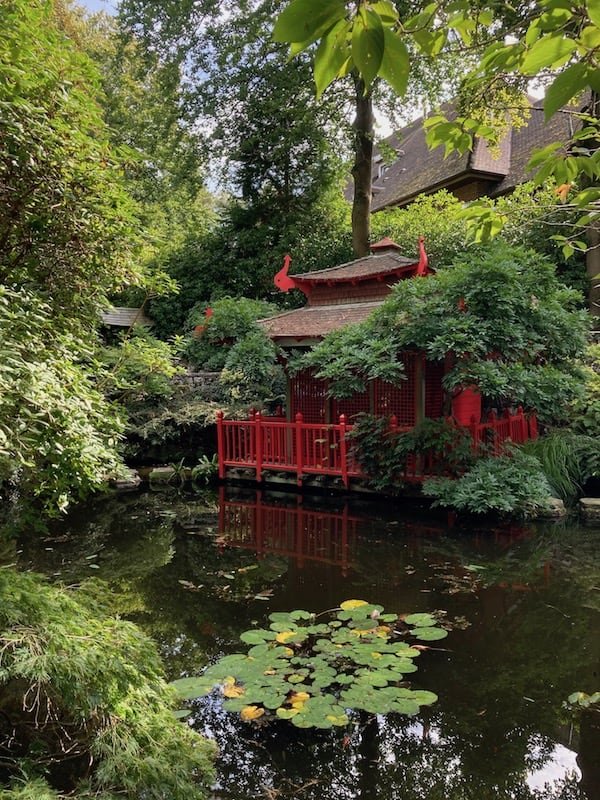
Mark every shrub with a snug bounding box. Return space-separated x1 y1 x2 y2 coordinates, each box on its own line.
219 331 286 405
423 449 553 517
0 570 216 799
573 344 600 436
521 429 600 504
349 415 475 491
181 297 278 371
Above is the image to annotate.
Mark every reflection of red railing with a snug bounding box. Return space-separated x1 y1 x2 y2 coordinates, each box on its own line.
216 408 538 488
217 489 358 572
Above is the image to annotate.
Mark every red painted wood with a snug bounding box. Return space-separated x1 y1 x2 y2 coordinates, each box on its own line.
216 408 538 485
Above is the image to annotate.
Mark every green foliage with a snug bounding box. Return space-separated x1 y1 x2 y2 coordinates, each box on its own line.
349 415 475 491
423 449 553 517
219 331 286 405
567 691 600 709
521 429 600 504
301 242 589 424
0 569 216 798
191 455 219 486
171 599 445 729
0 288 125 514
0 0 140 321
181 296 278 371
100 328 181 405
372 191 468 268
573 344 600 435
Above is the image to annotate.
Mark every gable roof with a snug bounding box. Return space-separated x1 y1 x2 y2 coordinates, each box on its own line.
370 97 575 211
100 307 154 327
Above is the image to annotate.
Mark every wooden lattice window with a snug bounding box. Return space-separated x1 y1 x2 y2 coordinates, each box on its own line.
424 359 445 419
373 353 417 425
290 369 328 423
332 390 370 422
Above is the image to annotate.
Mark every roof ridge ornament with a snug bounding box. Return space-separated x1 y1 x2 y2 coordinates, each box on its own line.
274 254 297 292
416 236 428 276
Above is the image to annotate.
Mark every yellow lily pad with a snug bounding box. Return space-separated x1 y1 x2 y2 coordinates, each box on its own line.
340 599 369 611
240 705 265 721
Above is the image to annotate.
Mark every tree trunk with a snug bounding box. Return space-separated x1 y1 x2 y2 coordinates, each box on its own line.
351 73 374 257
582 90 600 319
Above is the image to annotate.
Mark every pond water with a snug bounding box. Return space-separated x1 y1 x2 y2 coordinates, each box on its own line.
14 487 600 800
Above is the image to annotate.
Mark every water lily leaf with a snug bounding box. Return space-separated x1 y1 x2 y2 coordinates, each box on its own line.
269 612 294 624
391 698 420 715
276 707 300 719
240 629 275 645
404 613 437 627
240 705 265 721
270 621 299 632
172 708 192 719
340 599 369 610
412 690 438 706
413 627 448 641
290 609 313 620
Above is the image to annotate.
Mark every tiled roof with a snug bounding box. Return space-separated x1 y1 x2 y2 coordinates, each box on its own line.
370 96 571 211
293 253 417 283
100 307 154 327
258 301 382 339
489 100 574 196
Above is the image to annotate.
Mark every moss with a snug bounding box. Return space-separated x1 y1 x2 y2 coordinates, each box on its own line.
0 570 216 799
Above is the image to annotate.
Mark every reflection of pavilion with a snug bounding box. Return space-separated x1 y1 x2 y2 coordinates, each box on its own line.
217 489 358 572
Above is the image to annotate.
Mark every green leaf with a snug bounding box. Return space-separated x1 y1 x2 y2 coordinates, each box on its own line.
588 0 600 29
314 20 351 98
520 34 577 76
351 8 385 89
544 63 587 120
413 627 448 641
404 612 437 627
240 629 275 645
379 28 410 96
273 0 347 46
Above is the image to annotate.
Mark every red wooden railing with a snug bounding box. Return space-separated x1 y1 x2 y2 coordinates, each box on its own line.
216 407 538 488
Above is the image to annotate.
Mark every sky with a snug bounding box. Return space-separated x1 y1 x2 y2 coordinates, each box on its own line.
78 0 116 14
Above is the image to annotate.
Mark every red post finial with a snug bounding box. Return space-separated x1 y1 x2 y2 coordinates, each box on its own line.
274 254 297 292
417 236 428 276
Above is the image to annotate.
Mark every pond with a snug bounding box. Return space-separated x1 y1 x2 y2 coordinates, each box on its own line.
14 486 600 800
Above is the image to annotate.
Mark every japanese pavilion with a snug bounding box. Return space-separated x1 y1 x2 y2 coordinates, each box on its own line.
216 238 537 487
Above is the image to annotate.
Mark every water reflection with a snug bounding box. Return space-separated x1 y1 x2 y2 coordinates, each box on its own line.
13 488 600 800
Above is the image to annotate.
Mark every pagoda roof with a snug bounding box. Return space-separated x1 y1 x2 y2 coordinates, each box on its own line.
292 252 419 284
259 301 382 342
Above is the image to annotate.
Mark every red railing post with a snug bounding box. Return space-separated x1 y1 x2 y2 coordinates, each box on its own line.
339 414 349 488
488 409 498 454
216 411 225 479
295 412 304 486
517 405 527 442
255 411 263 482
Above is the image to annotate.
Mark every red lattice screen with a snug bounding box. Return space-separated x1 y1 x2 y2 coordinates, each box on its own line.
290 369 329 423
332 390 370 422
373 353 417 425
424 359 445 418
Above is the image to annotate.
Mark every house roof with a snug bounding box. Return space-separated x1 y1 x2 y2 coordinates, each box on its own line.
100 307 154 327
259 301 382 340
370 97 575 211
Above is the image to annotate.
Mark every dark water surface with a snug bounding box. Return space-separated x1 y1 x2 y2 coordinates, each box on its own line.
15 487 600 800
